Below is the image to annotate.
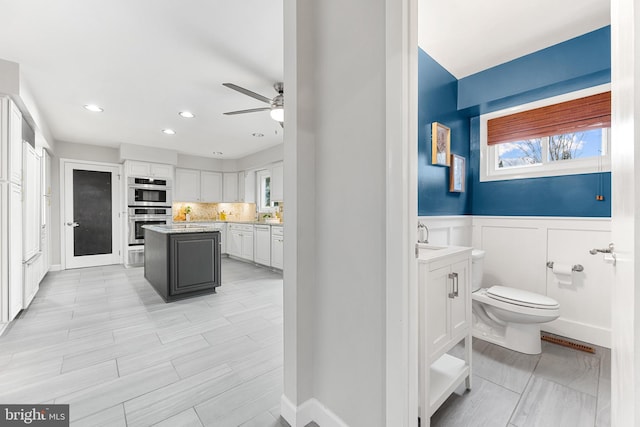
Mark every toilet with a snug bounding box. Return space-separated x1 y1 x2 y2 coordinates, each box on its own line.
471 249 560 354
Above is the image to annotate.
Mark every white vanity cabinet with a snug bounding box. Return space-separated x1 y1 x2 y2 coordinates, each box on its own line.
417 245 472 425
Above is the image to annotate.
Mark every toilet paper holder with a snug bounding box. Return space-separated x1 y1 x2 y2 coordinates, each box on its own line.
546 261 584 272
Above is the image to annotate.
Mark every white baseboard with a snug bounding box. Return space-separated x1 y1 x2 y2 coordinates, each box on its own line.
543 318 611 348
280 395 350 427
49 264 62 272
0 322 8 337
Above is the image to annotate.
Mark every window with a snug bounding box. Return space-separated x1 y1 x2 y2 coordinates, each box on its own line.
480 85 611 181
256 169 273 211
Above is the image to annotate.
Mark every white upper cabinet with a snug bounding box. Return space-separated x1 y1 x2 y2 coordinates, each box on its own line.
271 162 283 202
241 170 255 203
174 168 200 202
237 171 245 202
200 171 223 202
0 97 23 184
223 172 239 202
175 168 223 202
125 160 174 180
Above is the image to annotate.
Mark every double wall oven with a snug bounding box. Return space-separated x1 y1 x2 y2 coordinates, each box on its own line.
127 177 172 265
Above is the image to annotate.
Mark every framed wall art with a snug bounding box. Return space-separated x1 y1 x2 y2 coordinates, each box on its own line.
431 122 451 166
449 154 465 192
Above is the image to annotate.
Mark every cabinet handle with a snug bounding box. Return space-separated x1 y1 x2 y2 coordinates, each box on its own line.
448 272 459 298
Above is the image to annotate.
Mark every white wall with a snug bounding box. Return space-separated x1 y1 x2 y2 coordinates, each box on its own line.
177 153 233 172
283 0 392 425
236 143 283 171
119 143 177 165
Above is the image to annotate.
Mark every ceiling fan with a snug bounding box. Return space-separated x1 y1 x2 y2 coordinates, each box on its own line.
223 82 284 125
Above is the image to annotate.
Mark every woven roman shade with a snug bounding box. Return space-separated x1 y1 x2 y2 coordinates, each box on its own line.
487 91 611 145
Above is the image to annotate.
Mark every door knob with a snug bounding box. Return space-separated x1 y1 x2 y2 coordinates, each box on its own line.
66 221 80 227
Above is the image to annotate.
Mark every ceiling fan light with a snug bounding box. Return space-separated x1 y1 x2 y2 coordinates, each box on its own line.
270 107 284 122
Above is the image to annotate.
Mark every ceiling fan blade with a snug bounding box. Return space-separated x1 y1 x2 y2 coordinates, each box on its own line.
223 107 271 115
222 83 272 104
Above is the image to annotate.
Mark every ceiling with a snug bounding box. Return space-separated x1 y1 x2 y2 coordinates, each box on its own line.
0 1 610 159
0 0 284 159
419 0 610 79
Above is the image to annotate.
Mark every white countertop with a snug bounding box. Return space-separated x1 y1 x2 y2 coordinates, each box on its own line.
176 220 283 226
416 243 472 262
143 224 222 234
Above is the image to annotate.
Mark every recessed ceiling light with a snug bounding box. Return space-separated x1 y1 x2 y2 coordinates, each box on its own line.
252 133 264 137
179 111 195 118
213 151 223 155
84 104 103 112
162 129 176 135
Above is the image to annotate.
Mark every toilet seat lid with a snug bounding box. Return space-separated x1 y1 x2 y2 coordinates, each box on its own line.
486 286 560 309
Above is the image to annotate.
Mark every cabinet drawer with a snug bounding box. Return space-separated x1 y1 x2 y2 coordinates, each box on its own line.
271 226 283 237
228 223 253 233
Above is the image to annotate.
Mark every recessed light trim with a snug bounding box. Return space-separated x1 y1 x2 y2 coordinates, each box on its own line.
179 111 195 118
84 104 103 113
252 133 264 137
213 151 223 155
162 129 176 135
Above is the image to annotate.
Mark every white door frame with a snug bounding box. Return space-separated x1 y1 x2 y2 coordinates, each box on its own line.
385 0 419 425
610 0 639 424
59 158 123 270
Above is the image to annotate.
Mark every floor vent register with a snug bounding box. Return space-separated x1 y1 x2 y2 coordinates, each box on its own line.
541 335 595 354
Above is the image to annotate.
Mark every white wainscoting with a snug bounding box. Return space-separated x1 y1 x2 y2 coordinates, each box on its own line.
416 216 473 247
472 216 612 348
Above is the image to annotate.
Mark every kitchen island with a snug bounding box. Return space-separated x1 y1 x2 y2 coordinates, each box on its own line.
143 224 221 302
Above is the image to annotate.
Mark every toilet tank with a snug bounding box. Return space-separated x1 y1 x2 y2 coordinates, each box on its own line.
471 249 486 291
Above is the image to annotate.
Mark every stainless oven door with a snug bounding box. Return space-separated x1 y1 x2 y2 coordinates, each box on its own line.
128 217 169 245
128 186 172 207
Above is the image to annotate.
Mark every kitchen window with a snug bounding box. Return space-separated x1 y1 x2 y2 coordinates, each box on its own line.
256 169 273 211
480 85 611 182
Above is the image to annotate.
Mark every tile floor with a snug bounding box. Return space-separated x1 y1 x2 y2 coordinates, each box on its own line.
0 258 289 426
431 336 611 427
0 258 611 427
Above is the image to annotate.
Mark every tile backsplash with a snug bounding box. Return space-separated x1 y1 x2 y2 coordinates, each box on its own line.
173 202 257 222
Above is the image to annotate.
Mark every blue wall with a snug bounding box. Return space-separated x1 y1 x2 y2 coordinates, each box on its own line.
418 26 612 218
418 49 471 215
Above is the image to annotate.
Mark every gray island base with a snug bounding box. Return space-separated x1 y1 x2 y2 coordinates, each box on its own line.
143 224 221 302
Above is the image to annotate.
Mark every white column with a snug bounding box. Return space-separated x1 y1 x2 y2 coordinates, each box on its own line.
282 0 414 425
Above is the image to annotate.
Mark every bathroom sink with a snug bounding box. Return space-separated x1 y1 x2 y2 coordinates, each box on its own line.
417 244 447 251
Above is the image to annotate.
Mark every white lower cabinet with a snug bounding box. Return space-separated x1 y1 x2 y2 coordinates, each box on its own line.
271 226 283 269
23 253 42 309
227 224 254 262
254 225 271 266
199 222 227 254
418 246 472 425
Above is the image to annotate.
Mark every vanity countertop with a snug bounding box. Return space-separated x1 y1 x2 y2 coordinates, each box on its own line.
416 243 472 262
